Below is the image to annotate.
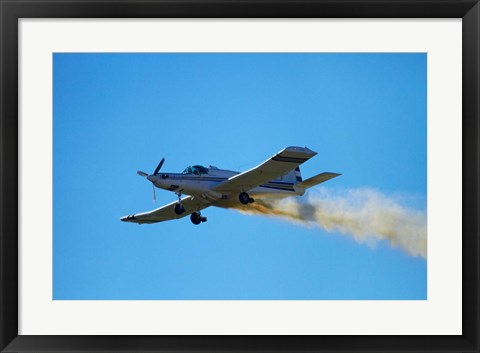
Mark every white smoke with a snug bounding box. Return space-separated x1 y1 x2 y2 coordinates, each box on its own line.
233 187 427 259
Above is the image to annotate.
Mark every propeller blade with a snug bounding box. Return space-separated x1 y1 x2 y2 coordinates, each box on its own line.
137 170 148 177
153 158 165 175
152 183 156 203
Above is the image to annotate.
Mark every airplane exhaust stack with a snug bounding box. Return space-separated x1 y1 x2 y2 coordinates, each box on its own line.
233 187 427 259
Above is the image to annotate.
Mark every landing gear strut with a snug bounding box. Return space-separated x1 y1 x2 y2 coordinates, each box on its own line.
191 211 207 225
239 192 254 205
174 193 186 215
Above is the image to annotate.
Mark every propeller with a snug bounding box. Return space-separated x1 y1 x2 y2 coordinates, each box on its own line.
137 158 165 203
153 158 165 175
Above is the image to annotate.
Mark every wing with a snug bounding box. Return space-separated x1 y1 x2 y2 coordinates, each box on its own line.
213 146 317 193
121 196 211 224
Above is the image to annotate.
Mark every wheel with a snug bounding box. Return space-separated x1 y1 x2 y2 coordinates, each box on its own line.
174 203 185 215
239 192 250 205
190 212 201 225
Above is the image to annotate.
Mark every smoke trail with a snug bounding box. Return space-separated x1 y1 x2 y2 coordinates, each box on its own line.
233 187 427 259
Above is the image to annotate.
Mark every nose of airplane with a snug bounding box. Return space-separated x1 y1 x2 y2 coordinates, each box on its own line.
147 175 156 183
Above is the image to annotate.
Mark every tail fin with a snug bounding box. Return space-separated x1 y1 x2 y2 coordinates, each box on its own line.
297 172 341 189
280 167 303 184
294 167 303 183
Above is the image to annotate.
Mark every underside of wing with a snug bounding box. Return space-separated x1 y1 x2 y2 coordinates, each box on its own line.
213 146 317 193
120 196 211 224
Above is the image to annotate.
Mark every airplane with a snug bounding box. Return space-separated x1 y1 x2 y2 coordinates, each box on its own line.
120 146 340 225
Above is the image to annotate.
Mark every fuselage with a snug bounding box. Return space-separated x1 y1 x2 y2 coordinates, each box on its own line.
148 165 305 205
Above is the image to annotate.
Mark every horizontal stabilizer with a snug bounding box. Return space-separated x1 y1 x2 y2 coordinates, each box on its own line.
297 172 341 189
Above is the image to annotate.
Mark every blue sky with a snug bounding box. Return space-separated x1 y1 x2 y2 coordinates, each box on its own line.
53 53 426 300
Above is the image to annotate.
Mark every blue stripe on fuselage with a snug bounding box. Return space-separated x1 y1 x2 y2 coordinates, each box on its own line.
161 175 295 191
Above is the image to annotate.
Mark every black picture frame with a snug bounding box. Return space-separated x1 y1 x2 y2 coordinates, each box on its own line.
1 1 478 352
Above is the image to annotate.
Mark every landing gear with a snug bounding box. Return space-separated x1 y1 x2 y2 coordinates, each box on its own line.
190 211 207 225
174 203 185 215
174 193 186 215
239 192 254 205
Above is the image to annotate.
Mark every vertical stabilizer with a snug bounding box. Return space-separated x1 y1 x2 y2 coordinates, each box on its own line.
279 167 303 184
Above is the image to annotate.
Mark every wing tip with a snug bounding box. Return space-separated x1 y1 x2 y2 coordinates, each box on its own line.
120 214 137 222
283 146 317 156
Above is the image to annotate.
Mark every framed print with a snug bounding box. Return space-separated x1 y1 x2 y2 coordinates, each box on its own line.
1 0 479 352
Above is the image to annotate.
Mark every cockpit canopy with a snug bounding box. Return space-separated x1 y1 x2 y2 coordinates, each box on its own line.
182 165 209 175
